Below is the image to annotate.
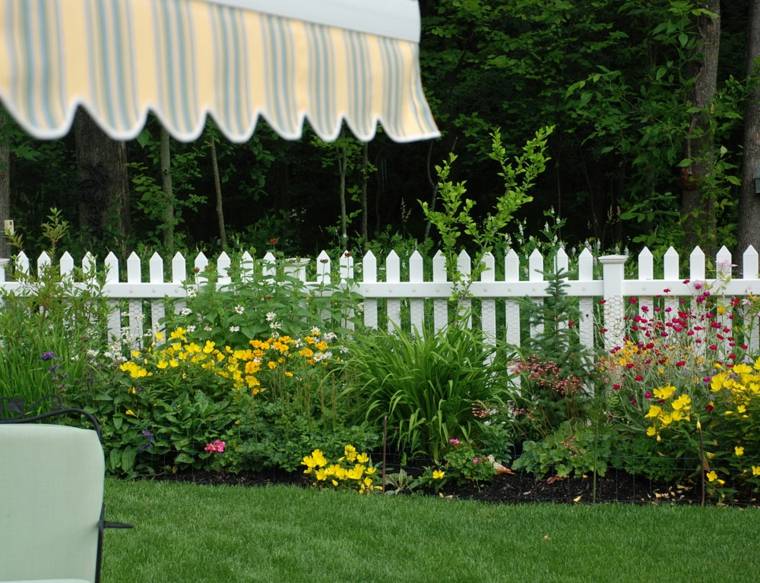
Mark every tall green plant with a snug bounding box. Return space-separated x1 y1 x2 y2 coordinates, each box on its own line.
340 326 508 460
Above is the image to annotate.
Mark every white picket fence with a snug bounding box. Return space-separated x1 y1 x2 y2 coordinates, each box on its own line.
1 245 760 354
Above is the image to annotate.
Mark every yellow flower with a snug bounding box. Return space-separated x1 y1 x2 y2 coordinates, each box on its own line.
169 327 186 341
432 469 445 480
365 466 377 475
267 361 278 370
653 385 676 400
363 477 374 487
752 466 760 476
717 305 726 315
154 330 166 342
671 394 691 411
737 404 747 414
315 469 328 481
284 371 294 378
357 452 369 464
344 444 357 462
646 426 657 437
645 405 662 419
125 409 136 417
157 360 168 369
706 471 718 482
735 446 745 457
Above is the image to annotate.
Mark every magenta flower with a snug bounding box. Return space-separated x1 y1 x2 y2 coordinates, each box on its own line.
204 439 226 454
448 437 461 447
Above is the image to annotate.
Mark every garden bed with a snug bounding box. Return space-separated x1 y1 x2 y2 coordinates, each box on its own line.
156 469 758 506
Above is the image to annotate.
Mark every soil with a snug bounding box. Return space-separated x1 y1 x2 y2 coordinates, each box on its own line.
156 469 759 506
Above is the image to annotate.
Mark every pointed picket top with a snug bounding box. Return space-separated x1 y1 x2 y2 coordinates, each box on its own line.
638 247 654 280
127 252 142 283
82 252 96 280
363 251 377 283
15 251 29 275
716 245 732 278
262 251 276 278
217 251 231 283
480 252 495 282
409 250 424 283
689 246 705 281
505 249 520 281
578 248 593 280
386 250 401 282
339 251 354 282
432 250 447 282
529 248 543 281
149 253 164 283
743 245 759 279
171 252 186 283
316 250 331 285
240 251 254 282
194 252 209 280
104 252 119 283
59 251 74 278
554 247 569 275
457 249 471 278
663 247 679 279
37 251 51 276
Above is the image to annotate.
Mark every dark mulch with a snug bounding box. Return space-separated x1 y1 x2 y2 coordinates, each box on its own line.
152 468 759 506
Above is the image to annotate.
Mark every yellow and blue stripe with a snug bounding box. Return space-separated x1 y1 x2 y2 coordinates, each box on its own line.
0 0 439 143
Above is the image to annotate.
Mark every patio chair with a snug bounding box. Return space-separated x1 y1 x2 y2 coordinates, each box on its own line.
0 409 132 583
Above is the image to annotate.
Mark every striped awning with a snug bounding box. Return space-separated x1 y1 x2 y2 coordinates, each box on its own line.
0 0 440 143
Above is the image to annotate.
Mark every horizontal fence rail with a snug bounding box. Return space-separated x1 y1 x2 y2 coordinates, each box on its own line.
1 245 759 355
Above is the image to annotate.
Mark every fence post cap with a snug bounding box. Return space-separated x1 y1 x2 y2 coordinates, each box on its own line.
598 254 628 265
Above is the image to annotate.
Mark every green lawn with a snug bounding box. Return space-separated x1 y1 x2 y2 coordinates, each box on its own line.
104 479 760 583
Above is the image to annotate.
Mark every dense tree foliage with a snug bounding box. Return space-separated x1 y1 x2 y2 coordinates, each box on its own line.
0 0 755 257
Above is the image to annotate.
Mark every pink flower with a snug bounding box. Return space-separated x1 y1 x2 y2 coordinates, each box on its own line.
204 439 226 454
472 457 480 465
448 437 461 447
644 391 653 399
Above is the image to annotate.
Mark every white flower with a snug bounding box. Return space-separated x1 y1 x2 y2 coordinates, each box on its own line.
187 325 196 333
270 321 282 330
310 326 321 336
229 326 240 333
294 339 304 348
234 305 245 315
266 311 277 322
324 332 337 342
86 349 99 359
180 307 193 316
204 325 213 332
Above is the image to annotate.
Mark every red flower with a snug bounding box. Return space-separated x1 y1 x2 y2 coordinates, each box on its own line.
626 363 635 369
612 383 621 391
634 375 644 382
644 391 653 399
268 237 279 246
706 403 715 413
663 288 671 293
708 344 717 351
599 299 607 305
675 360 686 367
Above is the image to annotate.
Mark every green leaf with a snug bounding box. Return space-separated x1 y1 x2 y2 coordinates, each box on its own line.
175 453 195 465
677 158 693 168
121 448 137 472
678 32 688 47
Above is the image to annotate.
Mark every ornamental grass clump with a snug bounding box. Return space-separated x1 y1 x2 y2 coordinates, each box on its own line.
339 326 508 461
302 445 381 494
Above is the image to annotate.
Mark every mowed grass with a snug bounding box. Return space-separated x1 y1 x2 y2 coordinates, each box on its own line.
104 479 760 583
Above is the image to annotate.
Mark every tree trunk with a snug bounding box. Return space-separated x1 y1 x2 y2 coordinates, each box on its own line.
73 109 130 251
738 1 760 254
681 1 720 253
160 127 175 253
0 114 10 259
210 136 227 250
361 142 369 242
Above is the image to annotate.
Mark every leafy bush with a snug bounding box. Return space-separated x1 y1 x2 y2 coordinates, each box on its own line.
340 326 510 460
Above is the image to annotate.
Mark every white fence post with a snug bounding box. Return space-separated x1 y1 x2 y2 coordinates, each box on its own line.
432 250 447 333
362 251 378 330
505 249 521 347
386 251 401 332
409 251 424 335
599 255 627 352
744 246 759 352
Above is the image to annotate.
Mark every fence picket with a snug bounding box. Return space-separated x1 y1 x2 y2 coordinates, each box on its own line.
240 251 254 283
481 252 496 362
16 251 29 275
37 251 51 277
555 248 569 333
638 247 654 341
663 247 679 320
432 251 447 333
409 251 424 335
149 253 166 342
457 250 472 328
716 246 732 342
578 248 594 351
262 252 276 281
529 249 544 339
172 252 187 317
362 251 378 329
104 252 121 344
59 251 74 280
126 252 143 346
217 251 231 285
505 249 520 347
690 247 706 352
339 251 355 331
744 246 760 352
194 252 209 285
386 251 401 332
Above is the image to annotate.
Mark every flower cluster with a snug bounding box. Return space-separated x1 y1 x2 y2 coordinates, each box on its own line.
204 439 226 453
644 386 692 439
302 445 380 494
514 356 584 396
118 327 339 396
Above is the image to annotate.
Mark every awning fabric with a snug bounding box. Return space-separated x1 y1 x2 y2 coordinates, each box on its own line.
0 0 440 143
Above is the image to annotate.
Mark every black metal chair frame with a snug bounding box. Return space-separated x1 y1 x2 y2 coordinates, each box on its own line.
0 407 132 583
